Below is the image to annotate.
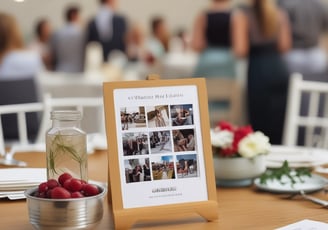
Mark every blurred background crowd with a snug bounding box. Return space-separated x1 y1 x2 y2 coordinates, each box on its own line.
1 0 328 146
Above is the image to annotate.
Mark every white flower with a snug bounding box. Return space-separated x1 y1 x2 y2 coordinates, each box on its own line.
238 131 271 158
210 129 233 148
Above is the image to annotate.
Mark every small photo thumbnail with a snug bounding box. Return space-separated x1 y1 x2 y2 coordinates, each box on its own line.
176 154 198 179
124 158 151 183
151 155 175 180
170 104 193 126
122 132 149 156
120 106 146 130
149 130 172 153
146 105 170 128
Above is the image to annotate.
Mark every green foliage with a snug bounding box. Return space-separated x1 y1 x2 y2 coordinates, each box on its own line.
259 160 312 185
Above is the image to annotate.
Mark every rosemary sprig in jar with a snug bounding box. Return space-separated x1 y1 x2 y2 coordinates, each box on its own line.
47 133 87 179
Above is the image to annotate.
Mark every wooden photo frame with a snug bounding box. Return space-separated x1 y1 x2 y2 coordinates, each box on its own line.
103 76 218 229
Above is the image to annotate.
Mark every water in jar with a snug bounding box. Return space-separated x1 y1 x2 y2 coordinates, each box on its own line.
46 133 87 181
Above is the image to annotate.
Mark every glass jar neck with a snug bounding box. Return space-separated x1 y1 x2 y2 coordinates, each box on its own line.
50 110 82 128
52 119 81 128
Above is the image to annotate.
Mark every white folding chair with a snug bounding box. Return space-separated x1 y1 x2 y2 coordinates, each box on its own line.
0 102 44 166
0 94 105 166
283 73 328 148
0 102 44 153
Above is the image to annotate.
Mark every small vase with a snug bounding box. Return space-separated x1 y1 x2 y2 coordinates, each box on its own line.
213 154 266 187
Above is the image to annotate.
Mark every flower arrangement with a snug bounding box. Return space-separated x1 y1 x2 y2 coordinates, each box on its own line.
210 121 271 158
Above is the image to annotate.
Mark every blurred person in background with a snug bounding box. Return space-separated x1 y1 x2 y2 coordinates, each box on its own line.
233 0 291 144
126 22 145 62
278 0 328 80
170 28 191 53
86 0 127 62
191 0 237 78
0 12 43 78
278 0 328 145
50 5 85 73
190 0 238 126
145 16 170 63
0 12 43 140
29 18 53 70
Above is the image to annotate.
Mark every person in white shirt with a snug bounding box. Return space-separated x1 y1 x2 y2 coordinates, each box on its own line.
0 12 43 141
0 12 43 78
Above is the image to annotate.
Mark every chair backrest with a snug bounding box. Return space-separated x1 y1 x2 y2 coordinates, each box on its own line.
205 78 243 127
0 77 40 141
283 73 328 148
0 102 43 156
0 94 104 156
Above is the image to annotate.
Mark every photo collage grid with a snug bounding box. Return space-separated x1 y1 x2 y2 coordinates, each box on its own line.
120 104 199 184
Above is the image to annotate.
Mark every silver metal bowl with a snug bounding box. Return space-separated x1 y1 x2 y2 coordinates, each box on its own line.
25 185 107 230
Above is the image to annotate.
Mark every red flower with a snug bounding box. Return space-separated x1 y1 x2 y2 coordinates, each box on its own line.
232 125 253 150
213 121 254 158
217 121 234 132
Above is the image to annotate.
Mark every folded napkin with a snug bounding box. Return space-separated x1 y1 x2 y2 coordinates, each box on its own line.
0 168 46 200
0 168 107 200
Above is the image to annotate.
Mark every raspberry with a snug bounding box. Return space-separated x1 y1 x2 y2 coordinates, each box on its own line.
58 173 73 186
47 179 59 189
71 191 84 198
51 187 71 199
46 189 53 198
63 179 72 190
38 182 48 193
34 173 101 199
82 184 99 196
67 178 83 192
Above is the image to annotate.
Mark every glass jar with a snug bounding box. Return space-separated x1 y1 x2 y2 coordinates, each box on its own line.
46 110 88 181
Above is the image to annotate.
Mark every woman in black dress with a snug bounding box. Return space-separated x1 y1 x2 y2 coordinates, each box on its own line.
232 0 292 144
191 0 237 78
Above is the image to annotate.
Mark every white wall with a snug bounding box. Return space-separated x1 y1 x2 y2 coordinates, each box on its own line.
1 0 210 42
119 0 208 35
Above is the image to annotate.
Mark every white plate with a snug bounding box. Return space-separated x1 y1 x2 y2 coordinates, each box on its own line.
254 174 328 193
265 145 328 168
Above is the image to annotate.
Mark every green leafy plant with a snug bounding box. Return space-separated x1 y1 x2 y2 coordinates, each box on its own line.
259 160 312 185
